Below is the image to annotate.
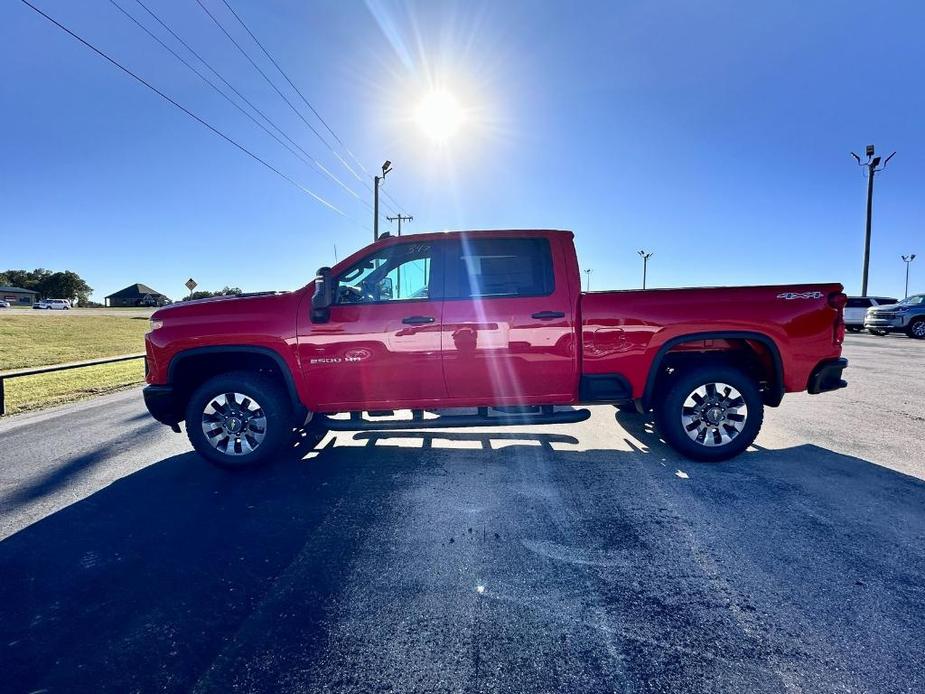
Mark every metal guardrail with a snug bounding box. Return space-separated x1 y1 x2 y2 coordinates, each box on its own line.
0 353 145 416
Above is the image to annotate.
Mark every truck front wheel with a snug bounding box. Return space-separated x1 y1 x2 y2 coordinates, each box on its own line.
654 365 764 462
185 371 293 468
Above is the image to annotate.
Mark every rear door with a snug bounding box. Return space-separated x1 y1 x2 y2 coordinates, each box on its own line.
845 297 871 325
440 234 577 405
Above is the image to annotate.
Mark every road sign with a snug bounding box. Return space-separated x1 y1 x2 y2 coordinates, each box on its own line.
185 278 197 292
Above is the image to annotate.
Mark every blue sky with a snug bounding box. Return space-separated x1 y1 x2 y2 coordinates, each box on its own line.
2 0 923 301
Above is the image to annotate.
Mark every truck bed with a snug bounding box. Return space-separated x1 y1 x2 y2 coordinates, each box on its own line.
580 283 844 399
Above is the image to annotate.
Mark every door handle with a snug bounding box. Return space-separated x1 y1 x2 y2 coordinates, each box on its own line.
402 315 435 325
531 311 566 320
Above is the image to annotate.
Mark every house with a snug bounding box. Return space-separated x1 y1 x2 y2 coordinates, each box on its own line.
105 283 171 307
0 286 39 306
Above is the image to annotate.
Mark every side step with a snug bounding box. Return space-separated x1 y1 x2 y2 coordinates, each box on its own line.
319 407 591 431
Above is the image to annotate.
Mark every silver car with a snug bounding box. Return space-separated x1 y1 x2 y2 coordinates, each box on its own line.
864 293 925 339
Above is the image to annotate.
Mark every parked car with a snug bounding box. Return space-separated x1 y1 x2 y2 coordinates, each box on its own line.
143 229 849 467
864 293 925 339
33 299 71 310
0 300 10 309
844 296 896 331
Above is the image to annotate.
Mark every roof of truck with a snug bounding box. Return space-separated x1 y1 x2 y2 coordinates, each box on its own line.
374 228 572 242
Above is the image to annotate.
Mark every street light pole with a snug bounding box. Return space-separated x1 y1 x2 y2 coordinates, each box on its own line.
902 254 917 299
373 160 392 242
584 268 592 292
638 250 654 289
851 145 896 297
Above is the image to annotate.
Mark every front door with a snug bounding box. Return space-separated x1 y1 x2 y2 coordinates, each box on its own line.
297 239 445 411
441 234 577 405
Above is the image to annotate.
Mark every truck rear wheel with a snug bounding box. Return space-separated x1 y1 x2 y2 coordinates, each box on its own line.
185 371 292 468
654 365 763 462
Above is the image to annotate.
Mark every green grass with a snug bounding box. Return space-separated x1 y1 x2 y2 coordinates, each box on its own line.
0 314 150 414
3 360 145 414
0 314 148 370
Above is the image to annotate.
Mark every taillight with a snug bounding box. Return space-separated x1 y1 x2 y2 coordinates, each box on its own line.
829 291 847 345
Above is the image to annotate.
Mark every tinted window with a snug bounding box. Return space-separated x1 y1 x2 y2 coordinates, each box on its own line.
334 242 433 304
448 237 554 298
846 298 871 308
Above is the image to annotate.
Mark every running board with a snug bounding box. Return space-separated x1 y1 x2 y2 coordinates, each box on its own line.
319 407 591 431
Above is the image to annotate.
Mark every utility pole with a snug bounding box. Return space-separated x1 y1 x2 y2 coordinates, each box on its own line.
584 268 592 292
386 213 413 298
638 250 654 289
902 254 917 299
373 160 392 242
387 213 413 236
851 145 896 296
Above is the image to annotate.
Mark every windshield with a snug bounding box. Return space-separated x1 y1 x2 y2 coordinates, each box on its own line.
897 294 924 306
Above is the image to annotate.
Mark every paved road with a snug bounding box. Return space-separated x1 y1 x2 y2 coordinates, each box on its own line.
1 334 923 693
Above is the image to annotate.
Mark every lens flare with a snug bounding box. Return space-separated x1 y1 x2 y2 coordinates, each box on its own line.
415 91 464 143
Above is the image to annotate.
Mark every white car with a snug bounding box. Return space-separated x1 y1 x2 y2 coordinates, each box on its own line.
0 300 10 308
33 299 71 310
843 296 896 331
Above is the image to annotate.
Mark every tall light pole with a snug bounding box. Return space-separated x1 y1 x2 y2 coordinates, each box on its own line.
851 145 896 296
584 268 592 292
373 160 392 242
638 250 654 289
902 254 917 299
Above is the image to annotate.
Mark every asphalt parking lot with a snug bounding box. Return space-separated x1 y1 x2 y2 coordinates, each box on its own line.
0 333 923 693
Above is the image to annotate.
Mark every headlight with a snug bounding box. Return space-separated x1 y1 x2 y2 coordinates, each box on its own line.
149 319 164 331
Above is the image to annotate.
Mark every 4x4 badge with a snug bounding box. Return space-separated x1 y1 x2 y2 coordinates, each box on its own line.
777 291 823 300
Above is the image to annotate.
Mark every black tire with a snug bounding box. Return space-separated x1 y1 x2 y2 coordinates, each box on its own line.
846 326 862 333
906 318 925 340
654 364 764 462
185 371 293 468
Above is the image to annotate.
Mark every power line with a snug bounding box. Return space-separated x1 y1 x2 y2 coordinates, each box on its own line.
207 0 411 218
18 0 346 217
129 0 365 206
193 0 363 185
219 0 370 178
211 0 414 220
108 0 364 206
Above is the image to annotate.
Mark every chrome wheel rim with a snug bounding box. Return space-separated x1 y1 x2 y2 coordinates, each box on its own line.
912 322 925 337
681 382 748 447
201 392 267 456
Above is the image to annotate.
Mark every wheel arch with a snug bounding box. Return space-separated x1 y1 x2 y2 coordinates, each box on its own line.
641 331 785 410
168 345 305 417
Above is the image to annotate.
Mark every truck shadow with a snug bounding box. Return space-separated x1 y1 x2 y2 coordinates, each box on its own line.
2 430 924 692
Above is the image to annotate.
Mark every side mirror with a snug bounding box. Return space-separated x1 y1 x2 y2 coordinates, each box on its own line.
311 266 333 323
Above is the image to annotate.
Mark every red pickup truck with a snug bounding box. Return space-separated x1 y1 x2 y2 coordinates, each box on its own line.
143 229 848 467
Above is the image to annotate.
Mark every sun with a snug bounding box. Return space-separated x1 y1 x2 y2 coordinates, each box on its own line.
415 90 464 143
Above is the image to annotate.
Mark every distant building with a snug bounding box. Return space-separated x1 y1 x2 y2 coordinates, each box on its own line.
105 284 171 307
0 286 39 306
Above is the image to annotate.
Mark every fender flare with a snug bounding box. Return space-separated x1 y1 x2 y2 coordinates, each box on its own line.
641 331 785 409
167 345 304 411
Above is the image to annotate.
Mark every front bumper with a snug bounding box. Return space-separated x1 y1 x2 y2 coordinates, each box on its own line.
143 385 183 426
864 315 907 330
807 358 848 394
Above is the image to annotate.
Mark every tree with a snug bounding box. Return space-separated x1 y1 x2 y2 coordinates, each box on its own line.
0 268 93 305
181 286 244 301
39 271 93 305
